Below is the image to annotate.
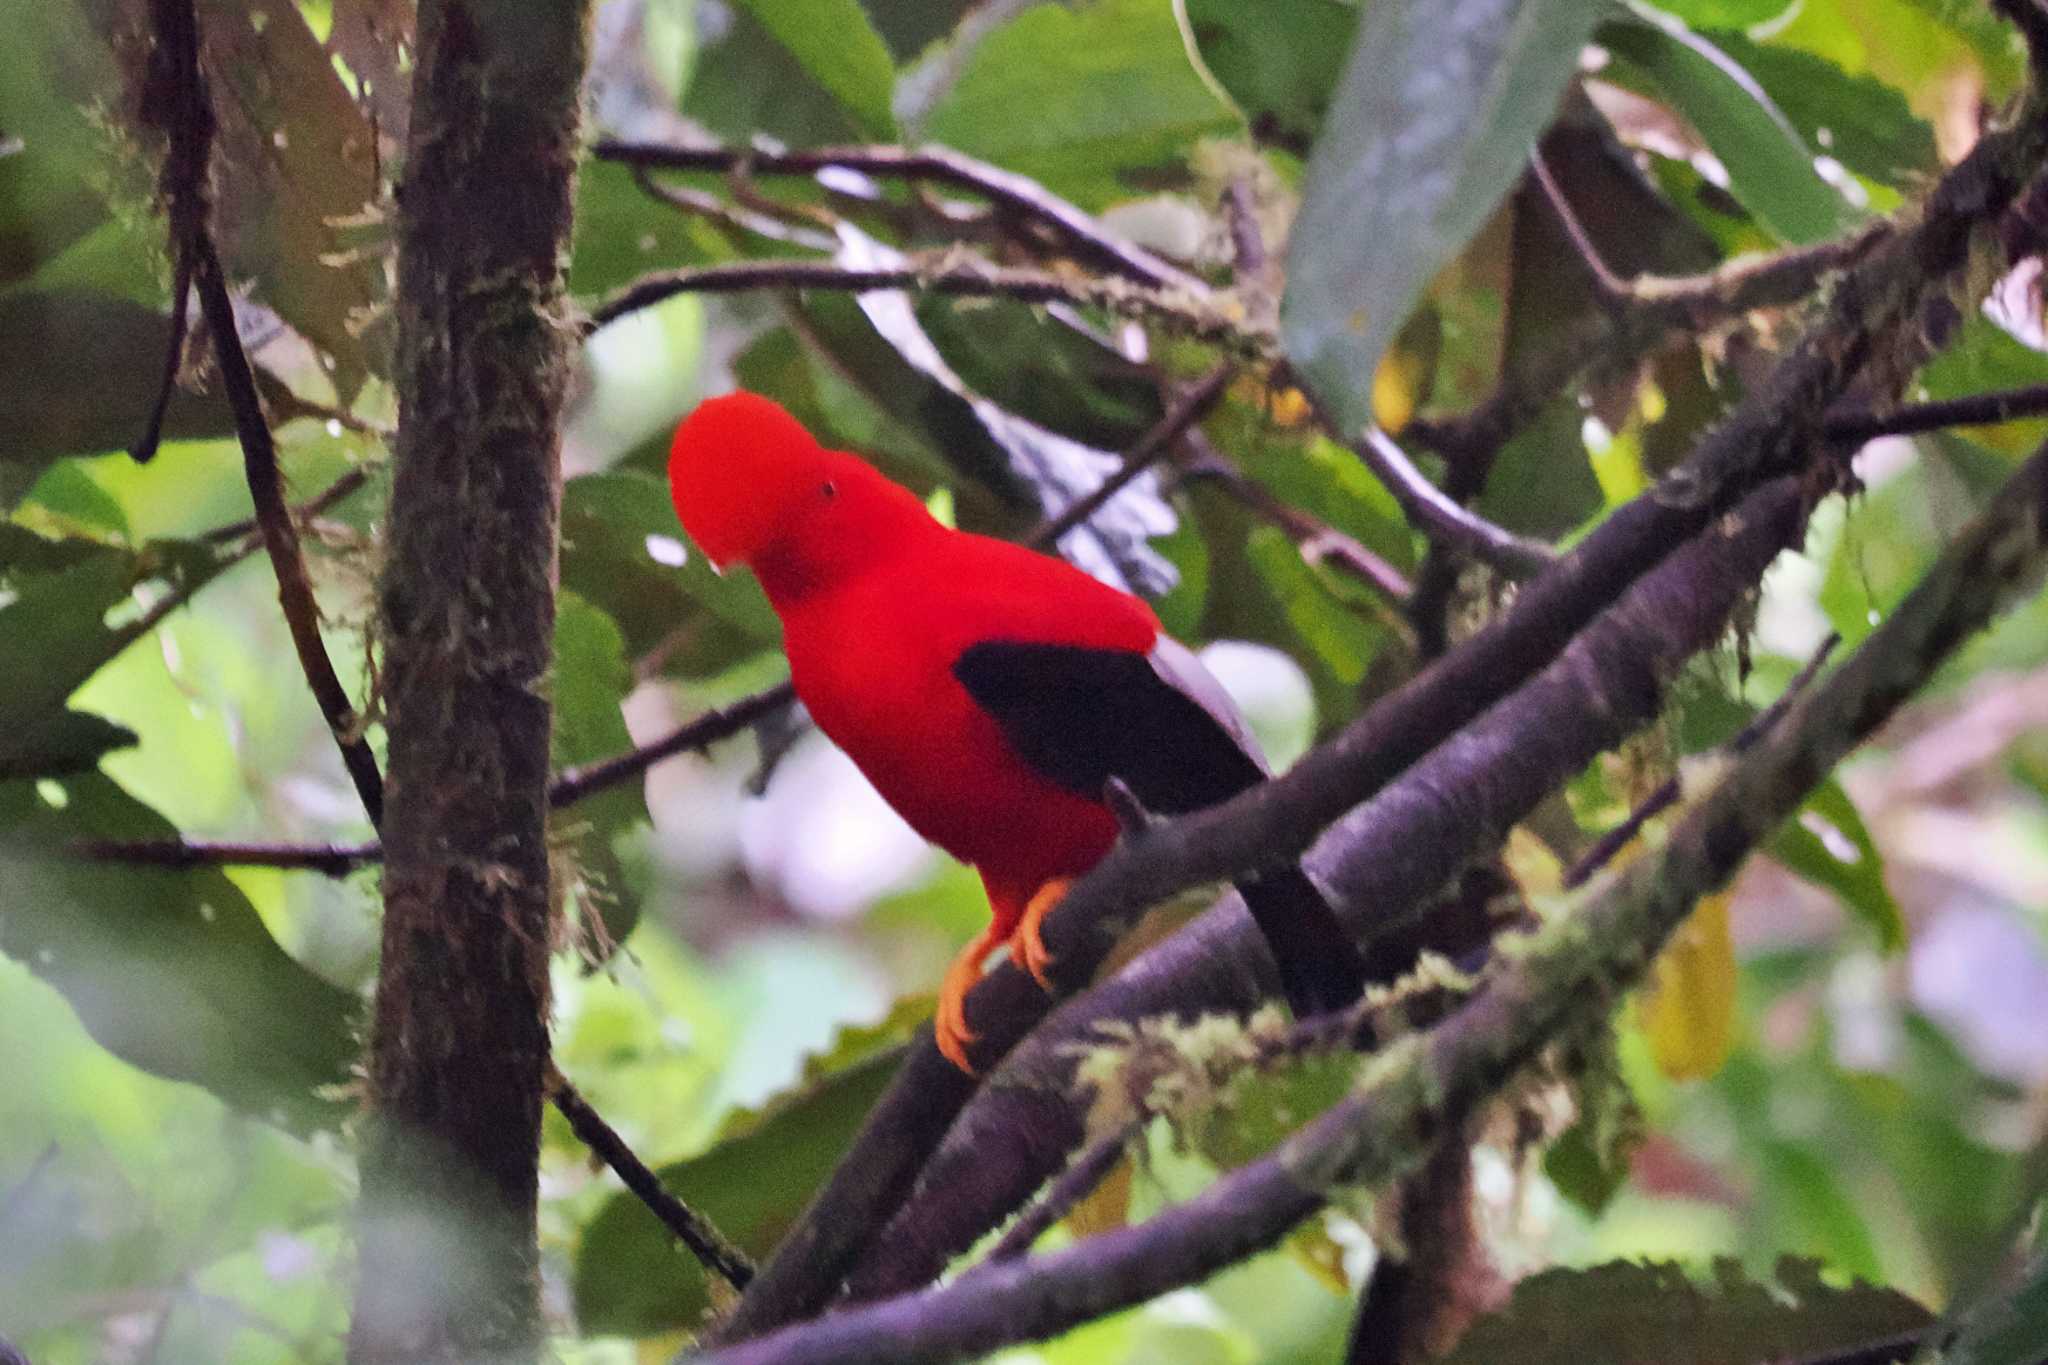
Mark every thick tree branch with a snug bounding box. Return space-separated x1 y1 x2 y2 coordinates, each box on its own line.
350 0 591 1358
594 139 1202 293
692 435 2048 1365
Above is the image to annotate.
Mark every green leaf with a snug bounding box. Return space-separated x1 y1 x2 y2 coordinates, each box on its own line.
1768 778 1906 951
571 1042 904 1335
0 0 140 294
552 593 651 951
0 292 238 491
1598 12 1856 245
1442 1258 1930 1364
0 530 235 774
731 0 897 139
1245 526 1379 686
1178 0 1358 148
0 772 358 1133
1281 0 1605 436
921 0 1235 210
1699 32 1936 187
684 1 875 145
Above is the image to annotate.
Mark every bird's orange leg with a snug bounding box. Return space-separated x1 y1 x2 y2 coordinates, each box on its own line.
935 921 1005 1074
1007 877 1074 993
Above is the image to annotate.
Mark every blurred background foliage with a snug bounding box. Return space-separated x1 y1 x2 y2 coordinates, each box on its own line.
2 0 2047 1360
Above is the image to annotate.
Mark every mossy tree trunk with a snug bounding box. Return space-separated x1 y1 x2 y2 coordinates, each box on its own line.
348 3 592 1360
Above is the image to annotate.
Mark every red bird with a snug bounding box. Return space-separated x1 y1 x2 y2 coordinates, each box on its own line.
668 392 1366 1071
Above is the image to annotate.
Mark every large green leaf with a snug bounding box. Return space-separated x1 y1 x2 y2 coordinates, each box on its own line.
572 1039 905 1335
0 772 358 1133
1598 11 1856 245
683 0 873 146
920 0 1235 210
1699 31 1936 188
0 529 235 774
552 592 651 951
1281 0 1606 436
731 0 897 140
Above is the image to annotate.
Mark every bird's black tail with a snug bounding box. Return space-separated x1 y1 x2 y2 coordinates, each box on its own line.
1238 864 1369 1017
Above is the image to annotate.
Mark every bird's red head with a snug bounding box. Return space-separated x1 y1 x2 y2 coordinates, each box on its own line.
668 392 935 598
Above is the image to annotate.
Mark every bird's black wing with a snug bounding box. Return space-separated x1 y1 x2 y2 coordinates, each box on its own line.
952 638 1368 1015
951 639 1265 814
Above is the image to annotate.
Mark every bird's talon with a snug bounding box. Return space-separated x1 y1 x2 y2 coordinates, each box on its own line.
935 924 1001 1076
1009 878 1072 994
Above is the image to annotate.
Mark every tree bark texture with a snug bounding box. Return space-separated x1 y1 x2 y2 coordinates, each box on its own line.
349 3 591 1361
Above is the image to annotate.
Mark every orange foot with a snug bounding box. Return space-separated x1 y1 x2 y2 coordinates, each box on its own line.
935 923 1003 1074
1007 877 1073 993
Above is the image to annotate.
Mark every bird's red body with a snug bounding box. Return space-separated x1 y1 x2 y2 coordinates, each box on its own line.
775 528 1148 923
669 392 1365 1070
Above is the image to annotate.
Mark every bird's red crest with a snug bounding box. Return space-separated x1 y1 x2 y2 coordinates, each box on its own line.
668 392 827 569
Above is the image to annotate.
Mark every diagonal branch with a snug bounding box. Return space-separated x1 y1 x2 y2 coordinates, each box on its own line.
548 1070 755 1295
1025 362 1235 547
689 432 2048 1365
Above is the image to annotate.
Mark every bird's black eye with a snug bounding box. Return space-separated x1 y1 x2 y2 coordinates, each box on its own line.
821 480 838 500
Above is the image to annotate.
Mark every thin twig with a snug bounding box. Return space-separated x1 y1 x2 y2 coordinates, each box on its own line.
201 465 375 544
546 684 794 808
628 165 838 252
1353 425 1555 579
594 139 1201 293
1563 632 1840 889
986 1120 1143 1263
585 256 1259 353
547 1070 756 1294
1407 227 1881 470
71 837 378 875
1177 443 1414 605
1530 147 1632 311
70 683 798 872
1222 177 1268 281
192 237 384 826
1025 362 1235 548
